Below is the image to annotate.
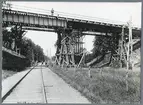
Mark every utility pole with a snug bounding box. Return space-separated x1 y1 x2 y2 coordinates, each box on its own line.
46 49 49 64
126 16 133 70
126 16 133 91
50 48 52 65
119 25 125 68
32 49 34 66
36 53 38 63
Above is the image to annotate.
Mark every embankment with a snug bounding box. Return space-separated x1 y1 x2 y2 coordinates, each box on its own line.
2 51 30 71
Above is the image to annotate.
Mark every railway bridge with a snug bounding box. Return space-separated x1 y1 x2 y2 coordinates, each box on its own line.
2 7 141 69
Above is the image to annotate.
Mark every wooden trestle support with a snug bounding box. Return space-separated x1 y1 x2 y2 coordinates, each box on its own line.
118 19 133 91
114 19 133 70
55 29 84 68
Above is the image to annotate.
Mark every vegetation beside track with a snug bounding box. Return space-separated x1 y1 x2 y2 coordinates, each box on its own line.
2 69 17 80
2 27 47 71
51 66 140 104
2 65 36 81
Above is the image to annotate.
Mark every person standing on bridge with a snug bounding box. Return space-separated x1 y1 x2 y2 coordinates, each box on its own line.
51 8 54 16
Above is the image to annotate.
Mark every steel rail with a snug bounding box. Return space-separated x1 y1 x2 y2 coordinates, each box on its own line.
40 64 48 103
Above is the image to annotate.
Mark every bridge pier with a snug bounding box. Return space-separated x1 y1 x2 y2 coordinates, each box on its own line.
55 29 84 67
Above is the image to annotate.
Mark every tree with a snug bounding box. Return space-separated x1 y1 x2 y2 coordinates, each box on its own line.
3 27 46 67
3 29 12 48
92 35 119 58
84 35 119 65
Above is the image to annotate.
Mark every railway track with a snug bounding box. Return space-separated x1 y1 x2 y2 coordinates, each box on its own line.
2 64 48 103
2 63 91 103
40 64 48 103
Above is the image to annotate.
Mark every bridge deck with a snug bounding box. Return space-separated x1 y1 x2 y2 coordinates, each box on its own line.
3 9 67 29
3 9 141 37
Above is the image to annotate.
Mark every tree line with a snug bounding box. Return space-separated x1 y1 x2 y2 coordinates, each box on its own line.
3 26 46 66
85 35 119 66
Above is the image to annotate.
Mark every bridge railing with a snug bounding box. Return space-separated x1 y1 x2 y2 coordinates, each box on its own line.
2 3 140 28
54 11 127 25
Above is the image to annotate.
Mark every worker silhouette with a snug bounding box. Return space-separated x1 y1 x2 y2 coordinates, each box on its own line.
51 8 54 16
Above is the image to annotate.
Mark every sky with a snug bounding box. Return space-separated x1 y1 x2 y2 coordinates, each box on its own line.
7 2 141 57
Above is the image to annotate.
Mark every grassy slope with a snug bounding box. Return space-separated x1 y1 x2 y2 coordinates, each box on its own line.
51 66 140 104
2 69 17 80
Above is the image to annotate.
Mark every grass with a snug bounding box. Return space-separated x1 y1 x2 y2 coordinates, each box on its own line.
51 66 140 104
2 69 18 80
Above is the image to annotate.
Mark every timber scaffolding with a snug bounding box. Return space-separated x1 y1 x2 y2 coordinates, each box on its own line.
55 29 85 68
110 18 141 70
55 19 141 70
